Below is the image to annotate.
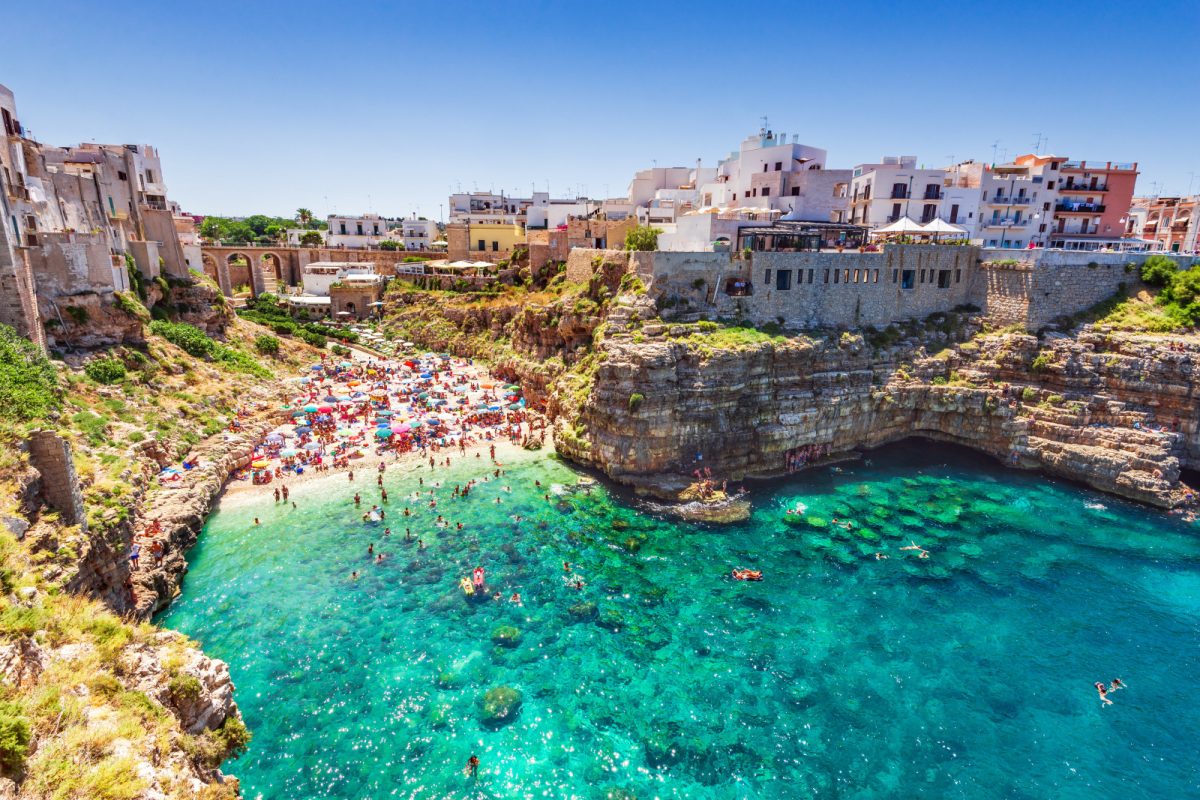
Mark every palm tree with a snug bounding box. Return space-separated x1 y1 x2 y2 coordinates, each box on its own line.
296 208 313 227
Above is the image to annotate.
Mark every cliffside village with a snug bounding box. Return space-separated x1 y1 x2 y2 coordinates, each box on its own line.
3 80 1198 356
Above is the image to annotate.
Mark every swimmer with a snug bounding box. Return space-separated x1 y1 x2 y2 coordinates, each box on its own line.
563 561 572 573
1109 678 1125 692
384 528 391 537
254 518 260 525
509 593 522 605
351 570 359 580
464 754 480 778
368 543 374 555
900 540 930 559
492 591 502 602
874 552 889 560
1095 681 1112 706
376 553 384 563
418 539 425 550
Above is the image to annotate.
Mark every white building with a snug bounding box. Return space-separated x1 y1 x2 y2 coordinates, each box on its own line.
947 157 1061 248
400 217 438 250
301 261 381 296
849 157 947 228
326 214 394 249
286 228 326 246
624 127 851 227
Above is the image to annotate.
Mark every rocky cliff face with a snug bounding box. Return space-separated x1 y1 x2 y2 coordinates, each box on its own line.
561 313 1197 508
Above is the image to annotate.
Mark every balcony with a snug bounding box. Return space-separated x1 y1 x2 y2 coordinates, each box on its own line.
1061 161 1136 172
889 190 909 199
1055 203 1106 214
988 196 1032 205
1060 183 1107 193
923 190 943 200
983 217 1028 228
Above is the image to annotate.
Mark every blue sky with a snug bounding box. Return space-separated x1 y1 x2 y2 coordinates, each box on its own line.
3 0 1197 219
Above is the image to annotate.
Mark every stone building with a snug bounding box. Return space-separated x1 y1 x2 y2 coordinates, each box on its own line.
0 83 193 350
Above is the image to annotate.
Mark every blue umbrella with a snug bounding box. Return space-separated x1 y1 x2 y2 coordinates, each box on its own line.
310 365 323 371
376 420 391 427
295 425 312 435
375 428 393 439
488 404 501 412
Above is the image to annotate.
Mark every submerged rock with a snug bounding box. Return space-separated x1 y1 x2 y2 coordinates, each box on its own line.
480 685 522 726
491 625 521 648
568 601 598 621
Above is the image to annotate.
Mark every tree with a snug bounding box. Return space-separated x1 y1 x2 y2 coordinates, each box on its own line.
624 225 662 252
1140 254 1179 287
299 231 323 247
296 208 313 227
378 240 402 251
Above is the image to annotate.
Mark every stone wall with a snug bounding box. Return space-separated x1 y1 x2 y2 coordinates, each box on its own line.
565 248 631 284
0 222 45 352
645 244 980 329
27 431 86 530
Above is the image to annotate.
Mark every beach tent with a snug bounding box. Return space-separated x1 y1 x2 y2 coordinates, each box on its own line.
872 217 927 236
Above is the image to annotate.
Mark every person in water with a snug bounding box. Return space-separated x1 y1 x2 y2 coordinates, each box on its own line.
1095 681 1113 706
464 754 479 778
1109 678 1125 692
900 540 930 558
473 566 485 589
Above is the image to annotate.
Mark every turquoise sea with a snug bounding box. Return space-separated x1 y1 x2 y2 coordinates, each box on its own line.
159 442 1200 799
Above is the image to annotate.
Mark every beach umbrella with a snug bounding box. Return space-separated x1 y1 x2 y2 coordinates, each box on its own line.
266 433 284 443
317 405 333 414
251 459 271 469
303 404 319 413
322 395 338 403
505 384 520 391
375 428 393 439
336 428 353 438
427 416 441 425
419 372 432 379
292 411 308 419
376 420 391 428
280 448 298 458
303 442 323 451
508 403 521 410
433 398 447 406
488 404 501 412
393 424 411 434
298 377 310 385
295 425 312 435
310 365 323 371
340 361 354 368
409 420 423 428
376 409 394 417
417 391 429 400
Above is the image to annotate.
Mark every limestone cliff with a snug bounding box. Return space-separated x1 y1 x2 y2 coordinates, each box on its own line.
563 318 1196 508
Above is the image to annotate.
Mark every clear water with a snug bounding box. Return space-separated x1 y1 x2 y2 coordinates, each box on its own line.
158 442 1200 799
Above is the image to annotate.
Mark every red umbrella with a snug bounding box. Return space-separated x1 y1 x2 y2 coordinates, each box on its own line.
317 405 333 414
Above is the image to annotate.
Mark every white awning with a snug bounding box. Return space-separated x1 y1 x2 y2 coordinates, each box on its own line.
874 217 927 234
921 219 968 234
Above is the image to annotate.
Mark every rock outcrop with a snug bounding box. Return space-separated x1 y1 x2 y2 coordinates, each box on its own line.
564 322 1197 508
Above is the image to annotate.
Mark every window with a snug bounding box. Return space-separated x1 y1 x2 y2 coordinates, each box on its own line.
145 169 155 183
901 269 915 289
763 268 771 284
949 203 959 223
341 224 348 234
762 188 770 197
873 269 880 283
824 269 830 284
477 239 485 250
833 269 839 284
774 162 782 171
807 269 814 284
1050 162 1059 170
955 269 961 283
744 191 750 198
492 241 499 251
1047 181 1055 189
891 203 902 220
763 164 768 172
920 269 926 283
356 223 363 235
775 269 792 290
937 270 951 288
892 269 899 283
791 187 800 196
117 171 127 181
752 189 757 197
843 269 850 284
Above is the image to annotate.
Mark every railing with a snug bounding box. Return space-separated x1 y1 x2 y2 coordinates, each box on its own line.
889 190 909 199
984 218 1028 227
989 196 1032 204
923 191 943 200
1056 203 1106 213
1060 183 1108 192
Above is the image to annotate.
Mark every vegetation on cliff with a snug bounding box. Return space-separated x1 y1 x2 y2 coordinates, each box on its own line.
0 277 327 796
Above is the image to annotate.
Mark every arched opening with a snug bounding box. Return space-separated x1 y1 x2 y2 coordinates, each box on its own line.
260 252 284 287
344 301 357 316
227 253 252 295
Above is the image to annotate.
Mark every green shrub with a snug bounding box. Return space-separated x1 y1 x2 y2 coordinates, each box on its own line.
65 306 89 324
84 358 127 385
215 715 251 760
1140 254 1178 287
1021 387 1037 402
168 673 203 703
330 344 350 357
254 335 280 355
1030 351 1052 372
0 324 61 422
628 392 644 411
0 702 31 773
299 330 326 348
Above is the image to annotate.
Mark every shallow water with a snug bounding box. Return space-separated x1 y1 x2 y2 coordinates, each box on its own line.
159 442 1200 799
